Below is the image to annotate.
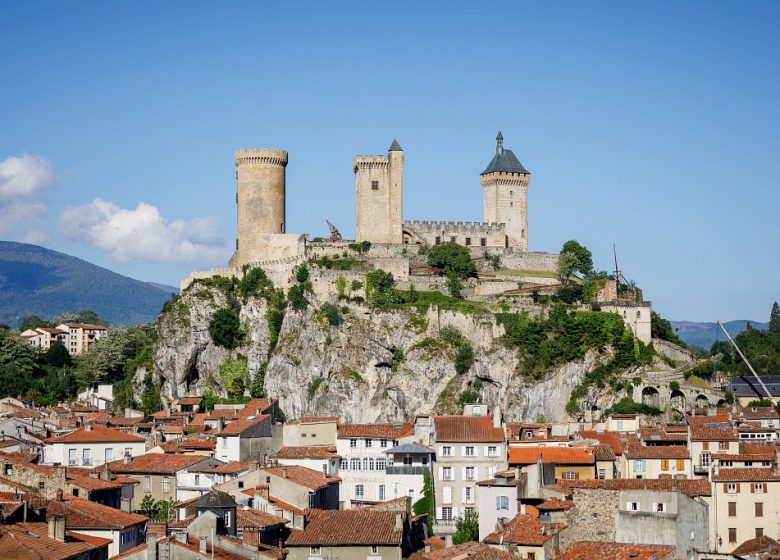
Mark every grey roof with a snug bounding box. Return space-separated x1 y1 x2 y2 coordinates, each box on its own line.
196 489 237 509
730 375 780 397
481 131 529 175
388 139 403 152
384 443 434 455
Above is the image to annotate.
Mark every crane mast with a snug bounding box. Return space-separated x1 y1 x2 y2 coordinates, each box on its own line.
716 320 774 401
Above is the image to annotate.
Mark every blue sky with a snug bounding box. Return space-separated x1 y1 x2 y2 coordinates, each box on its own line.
1 1 778 322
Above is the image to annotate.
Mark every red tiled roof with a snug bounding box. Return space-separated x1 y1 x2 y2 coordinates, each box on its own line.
239 398 275 416
737 405 780 420
66 531 113 547
686 414 738 441
712 468 780 482
484 512 564 546
509 447 594 465
237 507 289 529
712 452 774 462
286 509 404 546
201 461 254 474
108 453 207 474
576 430 625 454
273 446 340 460
434 416 504 443
299 416 339 424
219 414 269 436
338 422 414 439
623 441 689 459
592 445 616 461
732 535 780 555
0 522 96 559
558 478 712 497
557 541 675 560
420 542 517 560
177 398 202 406
47 495 147 529
45 425 144 444
61 323 107 330
536 498 574 511
260 465 340 490
639 426 688 443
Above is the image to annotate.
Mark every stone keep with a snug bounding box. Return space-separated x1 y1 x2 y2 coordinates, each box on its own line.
230 148 288 266
353 140 404 244
480 132 531 251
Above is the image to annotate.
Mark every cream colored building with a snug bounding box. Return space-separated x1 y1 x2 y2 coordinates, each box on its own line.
282 417 339 447
623 446 692 479
55 322 107 355
42 425 146 467
20 327 68 351
710 468 780 554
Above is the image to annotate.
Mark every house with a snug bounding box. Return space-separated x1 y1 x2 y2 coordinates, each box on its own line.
686 414 739 477
383 442 435 504
216 414 280 463
483 506 566 560
43 425 146 467
430 406 506 537
174 398 202 414
336 421 416 508
506 423 570 448
20 327 68 351
605 414 638 433
107 453 222 511
282 416 339 446
622 439 691 479
556 541 676 560
285 508 426 560
508 446 599 482
710 467 780 553
0 520 110 560
55 323 107 355
77 385 114 411
47 492 147 558
416 542 516 560
729 375 780 405
273 446 341 473
476 470 523 541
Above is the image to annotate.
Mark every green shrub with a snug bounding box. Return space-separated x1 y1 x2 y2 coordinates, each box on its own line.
219 357 248 398
307 377 324 399
604 397 662 417
454 343 474 374
295 265 310 284
348 241 371 254
669 381 680 391
209 308 245 349
239 266 272 296
351 280 363 292
427 242 476 279
288 284 308 311
458 390 479 405
446 274 463 299
320 303 343 327
440 326 463 346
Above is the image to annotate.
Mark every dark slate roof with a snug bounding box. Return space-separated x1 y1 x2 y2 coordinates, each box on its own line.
730 375 780 397
384 443 434 455
196 489 236 509
482 148 529 175
388 139 403 152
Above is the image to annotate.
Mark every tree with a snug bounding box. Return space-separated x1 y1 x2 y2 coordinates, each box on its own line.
651 312 685 347
770 302 780 333
446 274 463 299
452 510 479 544
427 242 477 279
561 240 593 276
209 308 245 349
44 341 72 368
77 310 106 325
557 251 579 284
288 284 308 311
19 315 49 331
249 363 267 398
219 357 248 398
139 495 157 517
295 265 310 284
454 342 474 374
412 471 434 531
140 372 160 417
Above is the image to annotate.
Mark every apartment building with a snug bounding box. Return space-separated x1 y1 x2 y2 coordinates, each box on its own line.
431 405 506 537
42 425 146 467
20 327 68 350
55 323 107 355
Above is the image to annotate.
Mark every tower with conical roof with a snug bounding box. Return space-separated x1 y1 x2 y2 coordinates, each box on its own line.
353 139 404 244
480 132 531 250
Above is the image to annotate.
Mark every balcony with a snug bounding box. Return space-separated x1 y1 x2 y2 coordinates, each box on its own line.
694 465 709 476
68 460 78 466
82 458 93 466
386 466 429 475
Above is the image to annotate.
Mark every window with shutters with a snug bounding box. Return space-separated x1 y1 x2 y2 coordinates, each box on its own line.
442 507 453 520
465 446 475 457
441 446 452 457
676 459 685 471
442 467 453 481
660 459 669 471
487 446 498 457
726 483 738 494
728 502 736 516
753 483 765 493
728 528 737 543
718 441 727 450
564 471 577 480
756 502 764 517
497 495 509 510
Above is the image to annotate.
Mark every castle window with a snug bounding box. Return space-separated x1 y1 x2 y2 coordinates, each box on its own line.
371 181 379 191
481 238 486 247
435 237 441 245
465 238 471 246
450 237 456 243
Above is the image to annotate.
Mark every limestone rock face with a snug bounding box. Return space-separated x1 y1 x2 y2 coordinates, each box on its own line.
151 284 639 421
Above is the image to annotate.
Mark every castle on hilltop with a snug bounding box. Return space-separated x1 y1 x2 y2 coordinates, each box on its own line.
224 132 533 273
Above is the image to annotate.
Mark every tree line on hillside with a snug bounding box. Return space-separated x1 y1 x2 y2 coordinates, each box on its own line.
709 302 780 377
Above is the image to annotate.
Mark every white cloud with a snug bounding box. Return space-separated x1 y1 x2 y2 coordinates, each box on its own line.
0 154 56 241
59 198 232 265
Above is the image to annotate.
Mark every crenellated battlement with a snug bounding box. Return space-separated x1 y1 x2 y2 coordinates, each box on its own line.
352 155 389 170
234 148 288 167
403 220 507 234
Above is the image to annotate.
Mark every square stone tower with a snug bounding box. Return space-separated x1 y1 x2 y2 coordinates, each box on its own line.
480 132 531 251
353 140 403 244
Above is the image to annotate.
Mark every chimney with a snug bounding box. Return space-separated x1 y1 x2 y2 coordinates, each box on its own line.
48 514 65 541
322 464 329 478
103 463 111 481
146 534 158 560
199 536 208 555
124 451 132 464
493 405 502 429
85 424 92 432
48 515 56 539
395 513 403 531
282 466 288 478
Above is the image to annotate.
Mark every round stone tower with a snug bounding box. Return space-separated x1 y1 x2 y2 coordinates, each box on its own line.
232 148 288 265
480 132 531 251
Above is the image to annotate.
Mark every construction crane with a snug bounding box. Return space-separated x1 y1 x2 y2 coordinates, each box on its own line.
716 320 774 401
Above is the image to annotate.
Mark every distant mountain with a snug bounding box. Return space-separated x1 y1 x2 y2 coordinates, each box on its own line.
670 319 768 349
0 241 177 327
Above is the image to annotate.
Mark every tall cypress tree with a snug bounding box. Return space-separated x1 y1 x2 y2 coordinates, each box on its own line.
769 302 780 333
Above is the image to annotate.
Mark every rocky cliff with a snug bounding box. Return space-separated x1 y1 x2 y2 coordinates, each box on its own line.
152 278 694 423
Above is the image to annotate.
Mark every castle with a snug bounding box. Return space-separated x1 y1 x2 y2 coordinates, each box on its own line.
223 132 532 272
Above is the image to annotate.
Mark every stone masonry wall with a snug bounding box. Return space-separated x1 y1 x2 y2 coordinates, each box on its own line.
563 488 619 550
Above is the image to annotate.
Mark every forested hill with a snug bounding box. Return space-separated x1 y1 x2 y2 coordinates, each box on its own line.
670 320 768 349
0 241 176 327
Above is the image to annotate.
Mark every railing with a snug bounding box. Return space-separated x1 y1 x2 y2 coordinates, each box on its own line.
68 460 78 466
386 466 429 475
82 458 92 466
694 465 709 476
435 518 457 526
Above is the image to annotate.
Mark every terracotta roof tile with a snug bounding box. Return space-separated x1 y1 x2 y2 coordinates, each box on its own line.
559 478 712 497
508 447 594 465
273 446 340 460
732 535 780 555
219 414 269 436
236 507 289 529
286 509 404 546
623 441 689 459
0 522 96 559
434 416 504 443
484 513 564 546
712 467 780 482
260 465 340 490
200 461 254 474
338 422 414 439
576 431 625 454
47 495 147 529
535 498 574 511
420 542 517 560
298 416 339 424
108 453 208 474
557 541 675 560
45 425 144 444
